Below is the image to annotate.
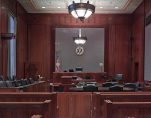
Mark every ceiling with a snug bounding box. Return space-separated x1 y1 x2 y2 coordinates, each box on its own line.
17 0 143 14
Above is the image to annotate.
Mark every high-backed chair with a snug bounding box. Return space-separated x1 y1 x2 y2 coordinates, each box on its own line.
109 85 123 92
13 80 20 87
29 78 35 84
124 83 137 88
83 85 98 92
0 81 7 88
6 81 15 87
102 82 118 87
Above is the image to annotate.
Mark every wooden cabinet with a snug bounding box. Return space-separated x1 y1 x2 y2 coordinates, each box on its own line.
57 92 92 118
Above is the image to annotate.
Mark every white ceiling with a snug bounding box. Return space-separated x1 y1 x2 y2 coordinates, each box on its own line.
17 0 143 14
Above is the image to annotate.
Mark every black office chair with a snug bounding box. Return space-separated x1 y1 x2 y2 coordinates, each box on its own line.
21 79 28 86
124 83 137 89
6 81 15 87
26 78 31 84
16 80 23 86
102 82 118 87
0 81 7 88
29 78 35 84
83 85 98 92
124 83 137 91
13 80 20 87
109 85 123 92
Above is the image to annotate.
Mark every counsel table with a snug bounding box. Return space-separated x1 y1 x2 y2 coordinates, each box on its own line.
69 85 135 92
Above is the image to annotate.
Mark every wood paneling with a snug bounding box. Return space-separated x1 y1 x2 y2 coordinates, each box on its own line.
104 100 151 118
16 2 27 78
27 24 50 80
108 25 131 82
93 92 151 118
0 101 51 118
0 0 16 78
131 2 145 82
27 14 132 82
0 92 57 118
145 0 151 16
57 92 92 118
1 0 16 16
0 0 28 79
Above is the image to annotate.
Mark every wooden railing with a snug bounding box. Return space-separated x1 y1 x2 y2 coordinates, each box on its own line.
1 92 151 118
0 100 51 118
92 92 151 118
0 92 57 118
104 99 151 118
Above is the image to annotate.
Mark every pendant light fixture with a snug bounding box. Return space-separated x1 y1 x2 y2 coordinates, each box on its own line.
73 29 87 45
68 0 95 21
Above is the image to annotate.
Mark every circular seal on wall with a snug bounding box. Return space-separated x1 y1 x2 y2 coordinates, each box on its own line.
75 46 84 55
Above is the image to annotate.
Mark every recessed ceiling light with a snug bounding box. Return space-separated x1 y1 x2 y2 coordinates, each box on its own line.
100 6 103 9
57 6 61 8
115 6 119 9
42 7 46 8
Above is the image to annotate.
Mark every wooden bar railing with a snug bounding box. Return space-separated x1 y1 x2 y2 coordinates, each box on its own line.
0 92 57 118
0 100 51 118
104 99 151 118
92 92 151 118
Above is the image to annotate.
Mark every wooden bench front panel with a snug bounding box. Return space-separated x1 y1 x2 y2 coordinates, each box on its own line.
104 100 151 118
0 100 51 118
93 92 151 118
0 92 57 118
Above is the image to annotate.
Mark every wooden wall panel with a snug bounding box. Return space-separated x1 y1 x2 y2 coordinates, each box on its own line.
1 0 16 16
16 2 27 78
0 0 8 77
0 0 28 79
27 14 132 82
108 25 131 82
0 0 1 75
145 0 151 16
27 25 50 80
108 25 116 76
131 2 145 82
0 0 17 78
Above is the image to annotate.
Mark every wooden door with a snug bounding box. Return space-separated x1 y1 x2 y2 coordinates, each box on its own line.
57 93 72 118
57 92 92 118
72 92 92 118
